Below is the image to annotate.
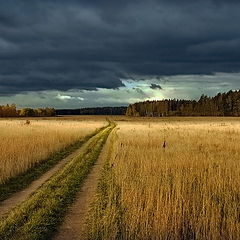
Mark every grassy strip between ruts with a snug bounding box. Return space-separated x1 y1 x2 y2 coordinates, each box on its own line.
0 122 115 240
0 124 108 202
87 131 125 240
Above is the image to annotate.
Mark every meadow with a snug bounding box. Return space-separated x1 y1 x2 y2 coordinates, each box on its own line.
0 117 106 184
88 117 240 240
0 116 239 239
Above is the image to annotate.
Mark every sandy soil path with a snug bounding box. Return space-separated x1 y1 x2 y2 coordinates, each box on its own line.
52 133 111 240
0 144 90 218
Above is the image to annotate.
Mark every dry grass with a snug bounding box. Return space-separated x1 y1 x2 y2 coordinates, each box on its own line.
88 118 240 239
0 118 106 184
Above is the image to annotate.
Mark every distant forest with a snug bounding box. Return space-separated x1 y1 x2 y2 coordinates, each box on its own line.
56 107 127 115
2 90 240 117
0 105 126 117
126 90 240 117
0 104 55 117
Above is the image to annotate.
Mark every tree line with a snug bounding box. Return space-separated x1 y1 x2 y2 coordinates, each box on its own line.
126 90 240 117
0 104 56 117
56 106 127 115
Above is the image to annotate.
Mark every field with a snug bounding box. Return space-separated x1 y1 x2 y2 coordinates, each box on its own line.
0 117 106 184
88 117 240 240
0 116 239 239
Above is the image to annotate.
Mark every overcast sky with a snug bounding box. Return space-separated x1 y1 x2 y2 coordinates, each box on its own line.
0 0 240 108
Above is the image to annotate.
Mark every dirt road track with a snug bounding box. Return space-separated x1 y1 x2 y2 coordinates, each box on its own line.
0 144 90 218
52 132 111 240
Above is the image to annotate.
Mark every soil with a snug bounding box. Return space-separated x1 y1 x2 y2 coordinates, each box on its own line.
52 136 109 240
0 146 88 218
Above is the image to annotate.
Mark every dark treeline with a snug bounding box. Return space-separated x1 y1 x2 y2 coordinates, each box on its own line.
56 106 127 115
126 90 240 117
0 104 55 117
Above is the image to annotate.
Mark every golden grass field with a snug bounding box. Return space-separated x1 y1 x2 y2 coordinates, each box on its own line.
88 117 240 240
0 116 239 239
0 117 106 184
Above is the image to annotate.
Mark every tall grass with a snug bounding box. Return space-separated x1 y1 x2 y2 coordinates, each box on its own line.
0 123 115 240
88 118 240 239
0 119 106 184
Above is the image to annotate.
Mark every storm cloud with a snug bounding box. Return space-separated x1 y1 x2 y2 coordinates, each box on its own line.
150 84 162 90
0 0 240 102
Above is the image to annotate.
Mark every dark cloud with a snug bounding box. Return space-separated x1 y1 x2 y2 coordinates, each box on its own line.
0 0 240 95
150 83 162 90
133 87 149 97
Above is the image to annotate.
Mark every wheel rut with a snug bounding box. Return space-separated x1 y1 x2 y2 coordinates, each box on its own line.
52 130 112 240
0 138 94 218
0 123 115 240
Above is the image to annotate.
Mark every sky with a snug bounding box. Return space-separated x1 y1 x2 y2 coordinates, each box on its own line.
0 0 240 108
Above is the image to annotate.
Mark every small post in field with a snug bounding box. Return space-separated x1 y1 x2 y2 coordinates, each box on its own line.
25 120 31 125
